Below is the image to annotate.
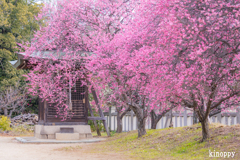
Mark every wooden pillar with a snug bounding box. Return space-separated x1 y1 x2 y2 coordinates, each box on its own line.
38 98 44 124
38 98 41 121
91 88 111 137
44 100 47 123
87 100 101 136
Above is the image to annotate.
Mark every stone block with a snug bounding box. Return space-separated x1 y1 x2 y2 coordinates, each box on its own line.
79 133 86 139
47 134 55 139
35 125 92 139
35 133 48 139
34 125 42 135
35 125 91 135
86 133 93 138
56 133 79 140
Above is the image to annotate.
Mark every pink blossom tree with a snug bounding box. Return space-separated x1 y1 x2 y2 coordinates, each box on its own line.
91 0 240 141
23 0 137 121
113 0 240 141
89 0 181 136
158 0 240 142
23 0 240 141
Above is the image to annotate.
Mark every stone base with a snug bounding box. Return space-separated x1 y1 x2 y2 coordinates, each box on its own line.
16 137 106 144
56 133 79 140
35 125 92 140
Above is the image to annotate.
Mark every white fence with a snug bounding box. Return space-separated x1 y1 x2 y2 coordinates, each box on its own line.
104 108 240 132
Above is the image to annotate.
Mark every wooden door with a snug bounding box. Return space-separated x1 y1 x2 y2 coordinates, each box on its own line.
46 80 87 124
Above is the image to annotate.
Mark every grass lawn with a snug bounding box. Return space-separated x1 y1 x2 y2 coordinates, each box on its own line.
92 131 109 137
89 123 240 160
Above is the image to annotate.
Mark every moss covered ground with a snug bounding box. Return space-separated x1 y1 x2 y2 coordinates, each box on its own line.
89 123 240 160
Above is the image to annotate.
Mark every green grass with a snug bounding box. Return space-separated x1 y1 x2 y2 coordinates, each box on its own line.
88 123 240 160
92 130 117 137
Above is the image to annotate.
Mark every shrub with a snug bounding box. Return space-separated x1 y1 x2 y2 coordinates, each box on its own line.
0 116 12 131
12 125 27 134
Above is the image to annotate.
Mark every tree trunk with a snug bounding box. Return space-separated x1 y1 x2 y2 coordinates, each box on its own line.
151 110 163 129
151 121 158 129
129 106 147 137
116 112 123 133
137 117 147 137
116 106 131 133
200 118 210 142
4 108 8 116
151 110 156 129
124 95 147 137
8 110 13 118
151 111 158 129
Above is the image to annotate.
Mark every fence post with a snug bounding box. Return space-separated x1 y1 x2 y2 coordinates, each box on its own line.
124 116 126 131
237 107 240 124
128 116 130 131
180 114 182 127
217 113 221 123
131 110 133 130
175 115 178 128
164 115 169 128
225 116 228 125
231 116 234 125
184 109 187 126
161 116 164 128
212 116 215 123
109 107 111 131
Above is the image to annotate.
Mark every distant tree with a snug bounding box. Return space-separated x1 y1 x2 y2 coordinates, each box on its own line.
0 81 27 117
0 0 43 91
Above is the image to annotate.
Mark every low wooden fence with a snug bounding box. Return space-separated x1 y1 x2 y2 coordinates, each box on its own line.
104 107 240 132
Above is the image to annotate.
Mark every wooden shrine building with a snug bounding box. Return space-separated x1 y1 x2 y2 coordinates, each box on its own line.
11 51 109 139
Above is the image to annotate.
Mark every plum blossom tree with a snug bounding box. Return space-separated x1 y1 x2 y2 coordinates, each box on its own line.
23 0 137 121
92 0 240 141
158 0 240 142
89 0 180 136
113 0 240 141
23 0 240 141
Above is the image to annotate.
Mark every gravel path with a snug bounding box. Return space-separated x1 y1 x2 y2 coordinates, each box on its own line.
0 136 128 160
